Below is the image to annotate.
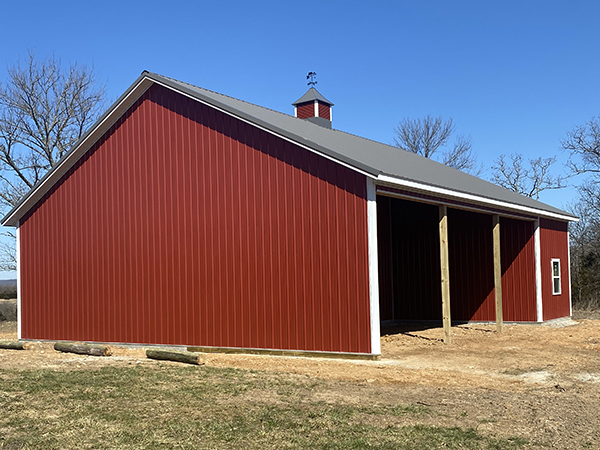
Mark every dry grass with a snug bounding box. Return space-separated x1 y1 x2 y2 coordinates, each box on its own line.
0 364 526 449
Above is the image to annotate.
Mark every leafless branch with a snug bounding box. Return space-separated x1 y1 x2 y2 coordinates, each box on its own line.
490 153 566 199
0 51 106 212
0 51 105 269
562 116 600 175
393 115 480 174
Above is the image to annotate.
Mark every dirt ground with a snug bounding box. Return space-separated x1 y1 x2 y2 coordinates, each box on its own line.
2 312 600 449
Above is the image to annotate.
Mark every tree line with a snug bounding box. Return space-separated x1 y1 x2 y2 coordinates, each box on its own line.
0 53 599 309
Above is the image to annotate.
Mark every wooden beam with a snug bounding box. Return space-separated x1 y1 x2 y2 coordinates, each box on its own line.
493 214 504 332
439 205 452 344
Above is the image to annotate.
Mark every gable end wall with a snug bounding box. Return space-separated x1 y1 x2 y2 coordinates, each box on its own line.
18 84 372 354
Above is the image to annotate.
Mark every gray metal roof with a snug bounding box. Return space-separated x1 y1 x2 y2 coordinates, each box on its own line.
152 73 575 220
292 87 334 106
1 71 577 227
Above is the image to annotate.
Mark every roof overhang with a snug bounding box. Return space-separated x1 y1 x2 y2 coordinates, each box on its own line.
376 174 578 222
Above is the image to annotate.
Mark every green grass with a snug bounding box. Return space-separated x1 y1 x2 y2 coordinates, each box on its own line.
0 365 527 449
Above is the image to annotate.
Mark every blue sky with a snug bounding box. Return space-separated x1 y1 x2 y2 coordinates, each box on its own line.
0 0 599 278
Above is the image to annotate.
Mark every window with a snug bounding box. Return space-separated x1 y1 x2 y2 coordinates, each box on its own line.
551 259 561 295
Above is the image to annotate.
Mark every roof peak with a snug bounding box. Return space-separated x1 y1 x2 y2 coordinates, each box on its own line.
292 87 334 106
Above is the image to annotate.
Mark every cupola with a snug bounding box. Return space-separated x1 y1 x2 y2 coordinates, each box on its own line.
292 74 334 129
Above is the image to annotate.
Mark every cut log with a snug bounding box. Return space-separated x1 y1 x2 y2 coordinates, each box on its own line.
146 349 203 365
54 342 112 357
0 340 33 350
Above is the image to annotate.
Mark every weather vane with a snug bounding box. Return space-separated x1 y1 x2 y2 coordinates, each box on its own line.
307 72 317 87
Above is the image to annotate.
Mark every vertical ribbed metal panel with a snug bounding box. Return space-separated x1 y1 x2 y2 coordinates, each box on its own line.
540 219 570 320
448 209 495 321
377 197 441 321
296 102 315 119
19 84 372 354
500 218 537 321
318 103 331 120
376 197 538 323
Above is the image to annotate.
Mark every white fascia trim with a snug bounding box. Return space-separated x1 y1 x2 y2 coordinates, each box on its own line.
567 231 573 316
2 77 154 227
314 100 319 118
378 187 539 222
534 220 543 322
377 174 577 222
366 178 381 355
150 78 376 179
16 222 21 339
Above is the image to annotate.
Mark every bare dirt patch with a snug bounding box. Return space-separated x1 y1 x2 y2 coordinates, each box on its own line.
2 314 600 448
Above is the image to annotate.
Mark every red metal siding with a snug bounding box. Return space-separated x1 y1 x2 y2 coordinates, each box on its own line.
19 84 372 354
296 102 314 119
376 197 442 321
540 219 570 320
448 209 495 321
500 218 537 321
318 103 331 120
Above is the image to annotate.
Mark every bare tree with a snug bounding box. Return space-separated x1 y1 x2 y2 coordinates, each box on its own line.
0 52 105 211
563 116 600 175
0 52 106 270
393 115 480 174
568 200 600 309
490 153 566 199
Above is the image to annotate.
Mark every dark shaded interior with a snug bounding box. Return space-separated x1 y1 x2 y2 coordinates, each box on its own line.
377 195 500 323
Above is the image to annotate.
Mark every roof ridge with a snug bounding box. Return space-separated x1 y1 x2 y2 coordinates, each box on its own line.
151 72 327 126
151 73 400 150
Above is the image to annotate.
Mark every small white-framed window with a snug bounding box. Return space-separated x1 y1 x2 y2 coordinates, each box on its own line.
551 259 561 295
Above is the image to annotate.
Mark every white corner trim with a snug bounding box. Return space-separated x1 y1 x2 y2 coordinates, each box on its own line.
16 222 21 339
366 178 381 355
294 106 297 118
567 231 572 317
314 100 319 118
534 220 543 322
377 174 577 222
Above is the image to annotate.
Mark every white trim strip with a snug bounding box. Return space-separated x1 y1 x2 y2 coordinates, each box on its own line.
551 258 562 295
314 100 319 118
366 178 381 355
377 174 577 222
150 78 376 179
377 187 539 221
2 78 154 227
534 220 543 322
567 231 572 316
16 222 21 340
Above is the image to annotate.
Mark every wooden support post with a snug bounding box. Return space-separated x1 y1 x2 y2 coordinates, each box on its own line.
439 205 452 344
493 214 504 332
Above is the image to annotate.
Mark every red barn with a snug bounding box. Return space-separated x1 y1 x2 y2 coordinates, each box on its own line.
2 72 577 357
